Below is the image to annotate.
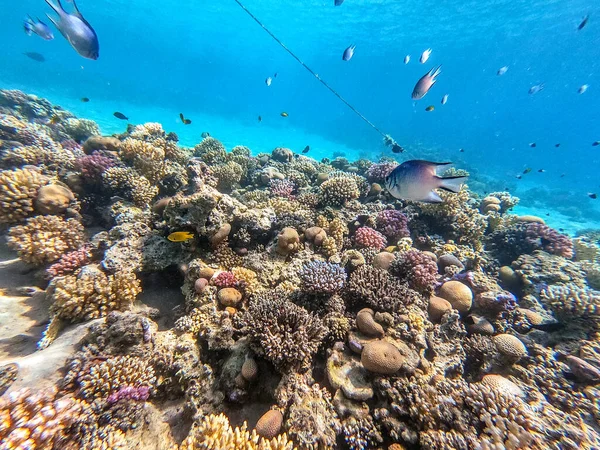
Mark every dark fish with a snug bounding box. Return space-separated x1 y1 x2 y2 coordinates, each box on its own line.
81 97 89 102
425 105 435 112
559 228 565 232
560 174 565 178
184 119 192 125
538 169 545 173
546 213 550 216
593 141 600 146
555 143 560 147
281 112 289 117
113 112 128 120
201 132 210 138
578 15 589 30
589 193 598 199
45 0 99 60
179 113 185 123
384 160 468 203
441 94 449 105
258 115 262 122
23 52 45 62
412 65 442 100
529 83 544 95
335 0 344 5
459 148 465 152
391 143 404 154
302 145 310 154
516 175 522 179
342 45 356 61
273 72 278 78
24 16 54 40
529 142 536 148
523 168 532 174
530 321 564 332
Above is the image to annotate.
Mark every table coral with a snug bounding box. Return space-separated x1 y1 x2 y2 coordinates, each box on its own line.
7 215 85 265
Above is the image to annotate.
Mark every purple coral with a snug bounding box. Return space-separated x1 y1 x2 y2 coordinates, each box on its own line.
376 210 410 241
365 162 396 183
299 261 347 294
107 385 151 405
46 245 92 279
525 223 574 259
355 227 387 250
475 290 517 313
392 249 438 293
75 152 117 182
269 179 296 199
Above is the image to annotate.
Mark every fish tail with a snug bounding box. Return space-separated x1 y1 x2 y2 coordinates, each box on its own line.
437 175 467 193
24 22 33 35
431 65 442 79
44 0 63 15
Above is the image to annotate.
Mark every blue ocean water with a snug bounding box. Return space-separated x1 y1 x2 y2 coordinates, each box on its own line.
2 0 599 231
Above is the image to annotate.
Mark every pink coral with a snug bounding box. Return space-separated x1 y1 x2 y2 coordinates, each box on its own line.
526 223 574 259
355 227 387 250
107 385 150 405
376 210 410 241
269 179 296 199
76 152 117 182
213 271 238 288
392 249 438 293
365 162 397 183
46 245 93 279
60 139 82 152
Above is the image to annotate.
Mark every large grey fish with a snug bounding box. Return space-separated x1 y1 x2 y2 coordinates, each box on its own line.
385 160 467 203
45 0 99 60
412 65 441 100
24 16 54 40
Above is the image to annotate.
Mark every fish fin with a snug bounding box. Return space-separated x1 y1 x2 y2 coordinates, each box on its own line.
24 22 33 35
436 176 468 193
45 13 61 29
70 0 93 27
416 160 452 167
423 190 444 203
45 0 64 14
430 65 442 79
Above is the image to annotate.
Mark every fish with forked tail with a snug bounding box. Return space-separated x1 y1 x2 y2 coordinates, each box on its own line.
384 160 467 203
24 16 54 40
412 66 441 100
44 0 99 60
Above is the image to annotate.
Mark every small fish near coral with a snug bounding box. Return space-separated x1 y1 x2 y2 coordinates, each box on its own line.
384 160 467 203
179 113 192 125
113 112 129 120
44 0 99 60
167 231 195 242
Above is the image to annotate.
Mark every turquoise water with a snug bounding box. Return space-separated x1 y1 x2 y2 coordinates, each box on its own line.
2 0 600 230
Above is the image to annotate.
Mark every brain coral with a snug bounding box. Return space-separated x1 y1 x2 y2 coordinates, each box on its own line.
319 176 359 206
391 249 439 294
0 167 48 224
299 261 347 294
7 216 85 265
236 291 327 372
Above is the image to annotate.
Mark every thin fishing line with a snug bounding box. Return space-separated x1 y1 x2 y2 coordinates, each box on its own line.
232 0 397 145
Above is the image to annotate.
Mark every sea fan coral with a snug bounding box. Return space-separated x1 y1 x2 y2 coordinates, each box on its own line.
526 223 574 259
237 291 328 372
355 227 387 250
376 209 410 241
299 261 347 294
7 215 85 265
391 249 438 294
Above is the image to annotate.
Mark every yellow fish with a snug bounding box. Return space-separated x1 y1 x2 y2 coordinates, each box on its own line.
425 105 435 112
281 112 289 117
168 231 194 242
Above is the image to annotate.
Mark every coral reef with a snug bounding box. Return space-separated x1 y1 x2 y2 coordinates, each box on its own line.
1 90 599 450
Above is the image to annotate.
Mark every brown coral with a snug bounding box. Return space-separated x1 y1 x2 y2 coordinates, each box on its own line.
0 167 48 224
7 215 85 265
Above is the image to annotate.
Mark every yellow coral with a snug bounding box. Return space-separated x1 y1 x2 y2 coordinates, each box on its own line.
232 267 263 295
179 413 296 450
0 167 49 224
102 167 158 207
7 215 85 265
319 176 359 206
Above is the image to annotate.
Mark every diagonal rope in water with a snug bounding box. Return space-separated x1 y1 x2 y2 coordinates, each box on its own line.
232 0 401 149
